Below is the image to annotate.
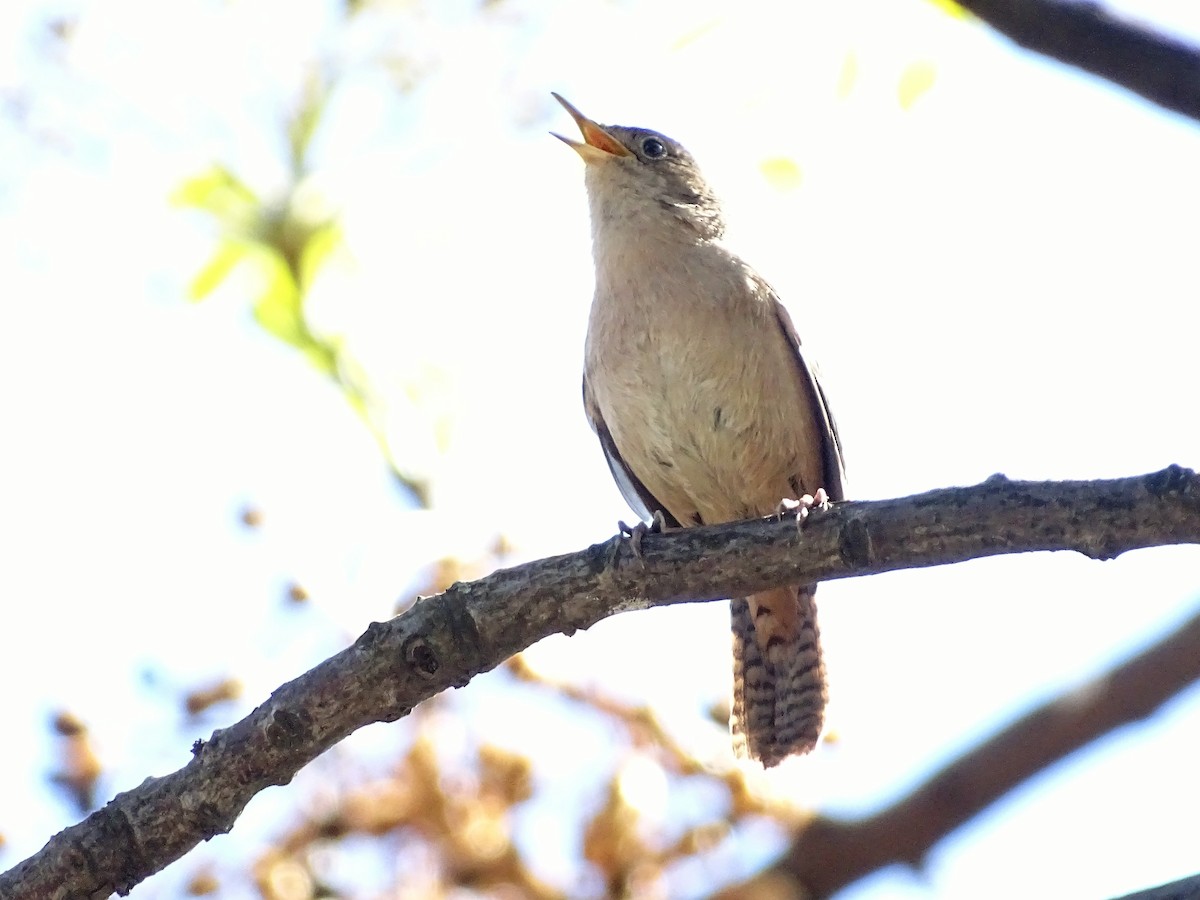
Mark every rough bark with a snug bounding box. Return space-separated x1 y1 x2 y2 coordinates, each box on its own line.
0 466 1197 899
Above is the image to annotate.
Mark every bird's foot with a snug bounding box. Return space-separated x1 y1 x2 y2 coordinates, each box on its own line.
615 510 667 566
777 488 830 530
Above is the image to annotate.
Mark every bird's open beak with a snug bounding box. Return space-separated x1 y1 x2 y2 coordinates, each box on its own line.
551 93 632 162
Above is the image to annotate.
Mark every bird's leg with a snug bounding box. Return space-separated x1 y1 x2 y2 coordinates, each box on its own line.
776 488 831 530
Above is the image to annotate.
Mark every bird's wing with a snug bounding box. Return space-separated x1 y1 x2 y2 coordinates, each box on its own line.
583 375 683 527
769 291 848 502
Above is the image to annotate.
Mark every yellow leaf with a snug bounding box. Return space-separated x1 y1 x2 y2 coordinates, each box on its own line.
250 251 306 348
924 0 970 18
170 165 259 228
288 71 328 175
898 61 937 110
299 222 343 293
760 157 803 192
300 340 340 379
187 238 247 301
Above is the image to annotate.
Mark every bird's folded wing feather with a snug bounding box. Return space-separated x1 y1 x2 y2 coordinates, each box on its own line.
769 290 847 502
583 375 683 527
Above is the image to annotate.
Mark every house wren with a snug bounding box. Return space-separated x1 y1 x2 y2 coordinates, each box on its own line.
553 93 846 767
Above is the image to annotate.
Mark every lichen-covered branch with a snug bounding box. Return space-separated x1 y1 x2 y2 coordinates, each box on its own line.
1 466 1197 898
955 0 1200 123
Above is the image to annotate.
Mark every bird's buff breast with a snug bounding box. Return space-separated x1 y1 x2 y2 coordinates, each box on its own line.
585 280 817 526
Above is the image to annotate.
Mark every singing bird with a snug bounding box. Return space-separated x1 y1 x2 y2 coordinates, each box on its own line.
553 94 846 767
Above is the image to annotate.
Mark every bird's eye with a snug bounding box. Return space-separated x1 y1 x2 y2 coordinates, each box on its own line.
641 137 667 159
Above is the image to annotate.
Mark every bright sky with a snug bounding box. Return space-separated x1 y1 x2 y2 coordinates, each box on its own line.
1 0 1198 897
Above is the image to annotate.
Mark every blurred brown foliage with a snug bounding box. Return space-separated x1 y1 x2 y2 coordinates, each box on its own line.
196 644 808 900
48 711 103 814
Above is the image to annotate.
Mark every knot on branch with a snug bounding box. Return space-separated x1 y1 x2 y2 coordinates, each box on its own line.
358 619 391 648
265 708 310 748
403 636 440 678
838 515 873 567
1144 464 1195 497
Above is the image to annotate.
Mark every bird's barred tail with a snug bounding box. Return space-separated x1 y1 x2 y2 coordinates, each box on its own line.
730 585 826 767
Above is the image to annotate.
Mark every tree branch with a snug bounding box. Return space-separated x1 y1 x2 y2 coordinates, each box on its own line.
955 0 1200 123
1114 871 1200 900
2 466 1197 898
770 600 1200 898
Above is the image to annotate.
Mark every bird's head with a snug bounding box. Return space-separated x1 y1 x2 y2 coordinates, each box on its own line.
552 93 725 241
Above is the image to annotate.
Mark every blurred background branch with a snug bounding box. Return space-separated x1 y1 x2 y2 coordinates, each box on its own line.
954 0 1200 123
760 603 1200 898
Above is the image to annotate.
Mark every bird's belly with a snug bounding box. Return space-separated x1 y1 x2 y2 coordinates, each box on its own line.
595 350 821 526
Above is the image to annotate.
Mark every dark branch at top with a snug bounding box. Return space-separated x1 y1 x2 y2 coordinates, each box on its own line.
1117 871 1200 900
957 0 1200 123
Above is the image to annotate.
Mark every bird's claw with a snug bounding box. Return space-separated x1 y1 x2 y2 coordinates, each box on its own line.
615 510 666 566
777 488 831 530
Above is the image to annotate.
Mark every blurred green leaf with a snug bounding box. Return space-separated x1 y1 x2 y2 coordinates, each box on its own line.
174 159 428 505
898 61 937 110
250 252 304 344
171 165 259 230
246 248 339 378
171 76 429 507
299 221 344 294
188 238 249 301
300 340 340 380
288 72 329 176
